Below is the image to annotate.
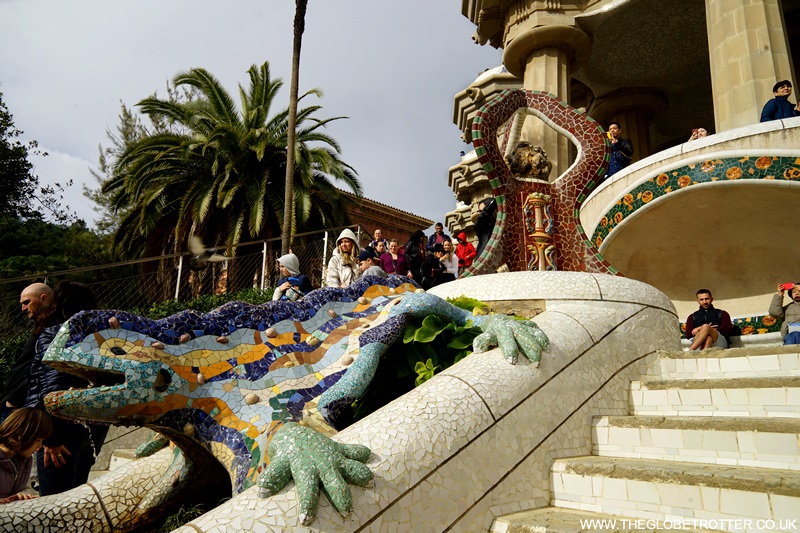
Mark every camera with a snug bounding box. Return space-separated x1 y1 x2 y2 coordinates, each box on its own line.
782 282 795 290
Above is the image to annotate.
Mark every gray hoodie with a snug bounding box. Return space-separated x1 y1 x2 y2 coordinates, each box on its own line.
0 449 31 498
326 228 361 288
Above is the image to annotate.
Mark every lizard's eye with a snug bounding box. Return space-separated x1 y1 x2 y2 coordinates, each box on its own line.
154 369 172 393
110 347 126 356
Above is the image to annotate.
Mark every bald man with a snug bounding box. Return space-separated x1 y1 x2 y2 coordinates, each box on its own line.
0 283 54 422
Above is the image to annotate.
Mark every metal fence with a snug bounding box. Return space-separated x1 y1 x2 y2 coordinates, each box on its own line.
0 225 368 340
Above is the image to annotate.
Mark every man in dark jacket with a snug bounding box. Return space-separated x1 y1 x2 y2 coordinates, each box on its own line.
426 223 450 251
601 122 634 183
685 289 733 350
1 283 54 423
25 281 108 496
473 198 497 257
760 80 800 122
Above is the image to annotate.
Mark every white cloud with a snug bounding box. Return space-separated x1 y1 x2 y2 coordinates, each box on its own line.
1 0 502 234
28 149 99 225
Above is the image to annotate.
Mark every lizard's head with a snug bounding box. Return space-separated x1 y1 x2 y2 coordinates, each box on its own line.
42 311 188 426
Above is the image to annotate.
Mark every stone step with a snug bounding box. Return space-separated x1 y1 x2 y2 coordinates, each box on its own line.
108 448 139 471
593 416 800 470
629 377 800 418
651 349 800 381
551 456 800 531
491 507 722 533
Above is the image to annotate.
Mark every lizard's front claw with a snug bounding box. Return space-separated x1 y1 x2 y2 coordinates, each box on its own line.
257 422 373 525
473 314 549 365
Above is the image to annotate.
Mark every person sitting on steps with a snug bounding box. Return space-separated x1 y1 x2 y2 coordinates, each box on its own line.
685 289 733 351
768 282 800 345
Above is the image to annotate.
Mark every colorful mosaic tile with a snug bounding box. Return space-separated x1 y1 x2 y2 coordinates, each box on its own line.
40 276 420 497
464 89 616 276
592 156 800 249
680 314 783 337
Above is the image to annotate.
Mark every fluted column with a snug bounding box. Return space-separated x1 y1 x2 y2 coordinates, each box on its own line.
705 0 796 131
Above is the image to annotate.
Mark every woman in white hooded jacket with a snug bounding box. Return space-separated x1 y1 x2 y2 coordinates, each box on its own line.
326 228 361 288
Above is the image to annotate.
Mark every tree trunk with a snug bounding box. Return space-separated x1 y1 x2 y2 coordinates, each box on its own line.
281 0 308 255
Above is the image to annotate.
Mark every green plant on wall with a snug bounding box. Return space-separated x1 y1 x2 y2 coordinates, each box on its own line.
347 311 483 426
403 314 478 386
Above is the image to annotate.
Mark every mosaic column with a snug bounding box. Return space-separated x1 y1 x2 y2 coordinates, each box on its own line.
523 192 556 271
705 0 795 131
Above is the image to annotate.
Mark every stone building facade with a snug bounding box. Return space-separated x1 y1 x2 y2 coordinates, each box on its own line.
447 0 799 239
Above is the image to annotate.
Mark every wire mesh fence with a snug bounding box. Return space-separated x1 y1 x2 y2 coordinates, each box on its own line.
0 225 366 340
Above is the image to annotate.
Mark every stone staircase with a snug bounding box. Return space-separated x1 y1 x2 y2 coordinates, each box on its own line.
492 346 800 532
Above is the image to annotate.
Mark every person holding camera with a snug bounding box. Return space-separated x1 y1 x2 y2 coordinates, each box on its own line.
688 127 709 141
600 122 633 184
768 282 800 345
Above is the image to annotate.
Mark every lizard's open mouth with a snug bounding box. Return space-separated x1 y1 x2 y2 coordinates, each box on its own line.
60 362 127 389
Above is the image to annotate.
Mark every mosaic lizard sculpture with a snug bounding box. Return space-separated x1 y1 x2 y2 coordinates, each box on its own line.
4 276 547 530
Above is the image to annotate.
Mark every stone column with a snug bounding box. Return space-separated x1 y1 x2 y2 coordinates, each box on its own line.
705 0 796 131
503 25 592 181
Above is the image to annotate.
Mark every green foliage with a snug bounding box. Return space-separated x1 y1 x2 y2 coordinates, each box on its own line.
446 295 489 314
133 287 274 319
156 504 206 533
347 314 482 425
0 92 37 219
0 334 26 388
0 92 76 224
0 216 114 277
102 61 361 262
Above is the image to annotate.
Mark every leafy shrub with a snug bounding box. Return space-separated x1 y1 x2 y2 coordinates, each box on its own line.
347 313 483 425
134 287 274 319
446 295 490 315
157 504 206 532
0 334 26 388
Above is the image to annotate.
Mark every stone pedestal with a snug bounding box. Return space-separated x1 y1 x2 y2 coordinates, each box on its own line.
705 0 796 130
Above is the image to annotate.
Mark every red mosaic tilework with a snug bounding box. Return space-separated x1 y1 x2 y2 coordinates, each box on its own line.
462 89 618 276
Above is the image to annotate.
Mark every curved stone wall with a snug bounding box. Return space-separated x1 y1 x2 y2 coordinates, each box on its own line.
580 118 800 321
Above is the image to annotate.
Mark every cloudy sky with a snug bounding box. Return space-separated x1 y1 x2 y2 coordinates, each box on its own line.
0 0 501 233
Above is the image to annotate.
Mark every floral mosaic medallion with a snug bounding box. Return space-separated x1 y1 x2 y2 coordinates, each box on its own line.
592 156 800 249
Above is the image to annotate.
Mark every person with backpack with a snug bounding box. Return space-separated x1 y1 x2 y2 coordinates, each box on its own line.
685 289 733 350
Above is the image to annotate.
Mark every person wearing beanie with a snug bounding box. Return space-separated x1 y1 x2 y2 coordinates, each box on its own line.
326 228 361 288
273 253 313 301
358 248 388 279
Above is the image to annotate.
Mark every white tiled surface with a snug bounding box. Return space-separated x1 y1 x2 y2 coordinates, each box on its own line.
0 447 174 532
630 381 800 418
593 416 800 470
649 352 800 380
551 468 800 532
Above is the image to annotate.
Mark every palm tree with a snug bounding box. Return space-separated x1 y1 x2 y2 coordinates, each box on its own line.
104 62 360 292
282 0 309 255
